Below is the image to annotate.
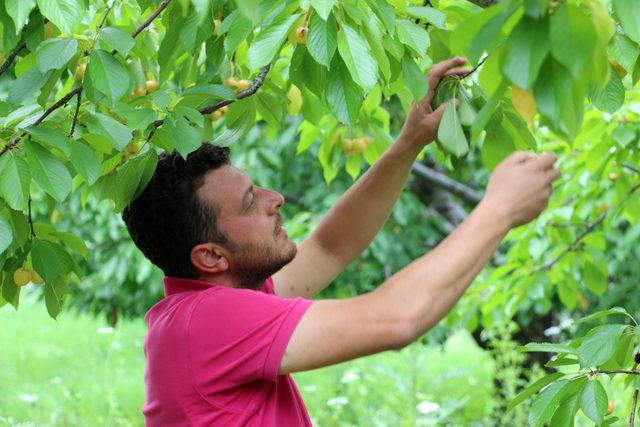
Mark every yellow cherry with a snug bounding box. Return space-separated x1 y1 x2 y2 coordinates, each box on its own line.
30 270 44 285
145 80 159 93
13 269 31 286
236 79 250 90
296 26 308 44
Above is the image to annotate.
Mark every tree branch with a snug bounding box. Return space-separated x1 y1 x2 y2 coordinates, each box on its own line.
69 90 82 137
131 0 173 38
28 196 35 237
411 162 483 204
462 55 488 80
0 42 26 76
152 64 272 127
537 212 607 271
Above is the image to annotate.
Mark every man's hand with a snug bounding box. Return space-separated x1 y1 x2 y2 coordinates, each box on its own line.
397 56 469 149
482 151 561 228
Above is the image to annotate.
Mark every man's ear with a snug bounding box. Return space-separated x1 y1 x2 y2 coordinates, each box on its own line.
190 243 229 275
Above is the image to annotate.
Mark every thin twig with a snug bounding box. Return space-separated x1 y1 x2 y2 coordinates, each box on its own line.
0 42 26 76
153 64 272 127
547 221 590 228
536 212 608 271
462 55 488 79
591 369 640 376
69 90 82 137
28 196 35 237
131 0 173 38
97 2 113 30
632 389 639 427
623 164 640 175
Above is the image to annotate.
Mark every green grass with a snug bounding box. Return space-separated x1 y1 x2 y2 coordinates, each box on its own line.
0 294 497 426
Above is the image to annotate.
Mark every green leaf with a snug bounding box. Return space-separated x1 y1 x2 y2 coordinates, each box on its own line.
163 114 202 158
337 23 378 92
582 256 608 295
578 324 629 367
365 0 395 33
549 378 587 427
528 380 569 427
468 8 512 64
502 15 549 89
614 0 640 45
31 238 62 283
590 68 625 114
311 0 336 20
86 113 132 151
69 142 101 185
550 5 597 77
471 79 508 141
522 342 579 355
113 150 158 212
5 0 37 34
0 215 13 255
88 49 130 105
579 381 608 425
437 101 468 157
35 38 78 72
0 155 30 211
25 141 72 202
406 6 446 30
576 307 635 325
27 125 71 156
8 67 52 105
100 27 135 56
507 372 564 413
36 0 82 34
247 13 301 71
326 56 362 126
402 54 427 103
307 12 337 67
395 19 429 59
44 282 61 319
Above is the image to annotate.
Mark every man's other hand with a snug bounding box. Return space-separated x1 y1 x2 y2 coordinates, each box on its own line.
397 56 469 149
483 151 562 228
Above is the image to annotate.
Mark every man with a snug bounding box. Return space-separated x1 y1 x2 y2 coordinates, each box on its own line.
122 57 560 426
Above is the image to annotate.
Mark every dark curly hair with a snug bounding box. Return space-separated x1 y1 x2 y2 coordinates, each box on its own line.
122 144 231 278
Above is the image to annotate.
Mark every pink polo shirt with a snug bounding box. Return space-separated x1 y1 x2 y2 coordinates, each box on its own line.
142 276 314 426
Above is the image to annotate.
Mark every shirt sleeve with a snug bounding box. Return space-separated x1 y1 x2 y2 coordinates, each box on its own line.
188 285 314 395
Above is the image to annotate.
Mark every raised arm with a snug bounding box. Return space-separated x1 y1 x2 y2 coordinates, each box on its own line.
273 57 469 298
279 152 561 374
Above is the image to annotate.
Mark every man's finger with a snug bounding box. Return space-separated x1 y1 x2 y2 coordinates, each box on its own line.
444 67 472 77
536 152 558 170
507 151 534 165
422 56 468 109
430 99 453 124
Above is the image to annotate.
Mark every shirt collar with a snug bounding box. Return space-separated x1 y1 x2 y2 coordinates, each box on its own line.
163 276 223 297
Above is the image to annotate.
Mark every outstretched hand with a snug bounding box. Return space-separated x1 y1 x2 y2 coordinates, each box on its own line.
397 56 469 149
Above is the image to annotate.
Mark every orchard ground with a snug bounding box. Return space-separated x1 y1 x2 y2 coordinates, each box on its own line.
0 293 634 427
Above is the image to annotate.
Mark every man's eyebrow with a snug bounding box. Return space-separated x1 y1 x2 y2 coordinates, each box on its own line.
241 184 254 210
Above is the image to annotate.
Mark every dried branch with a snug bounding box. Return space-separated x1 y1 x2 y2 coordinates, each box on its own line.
131 0 173 38
0 42 27 77
412 162 483 204
69 90 82 137
152 64 272 127
1 0 174 157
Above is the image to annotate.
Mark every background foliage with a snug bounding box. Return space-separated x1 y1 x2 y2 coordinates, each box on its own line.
1 0 639 425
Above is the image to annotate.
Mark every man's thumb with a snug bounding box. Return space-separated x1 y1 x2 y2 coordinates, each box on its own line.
432 99 458 122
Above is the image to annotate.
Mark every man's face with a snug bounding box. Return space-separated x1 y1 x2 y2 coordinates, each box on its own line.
197 165 297 288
